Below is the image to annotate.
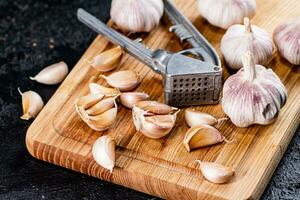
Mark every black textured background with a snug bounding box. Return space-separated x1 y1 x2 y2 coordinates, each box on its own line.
0 0 299 199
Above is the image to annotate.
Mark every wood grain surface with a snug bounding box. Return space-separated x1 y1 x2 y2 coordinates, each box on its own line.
26 0 300 199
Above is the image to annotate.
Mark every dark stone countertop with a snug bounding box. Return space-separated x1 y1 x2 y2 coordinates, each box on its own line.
0 0 299 199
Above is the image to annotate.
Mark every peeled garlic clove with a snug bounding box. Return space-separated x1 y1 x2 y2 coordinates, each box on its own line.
185 108 227 127
89 83 120 97
92 135 116 172
101 70 140 91
183 125 225 151
30 61 68 85
75 93 104 109
86 97 115 116
195 160 235 184
110 0 164 33
221 18 273 69
119 92 150 109
135 101 177 115
198 0 256 29
18 88 44 120
87 46 123 72
222 51 288 127
273 17 300 65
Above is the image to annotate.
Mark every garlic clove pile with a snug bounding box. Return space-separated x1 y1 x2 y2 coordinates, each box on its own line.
87 46 123 72
89 83 121 97
185 108 227 127
195 160 235 184
221 18 273 69
110 0 164 33
101 70 140 91
273 17 300 65
30 61 69 85
119 92 150 109
197 0 256 29
92 135 116 172
183 125 226 151
18 88 44 120
222 51 288 127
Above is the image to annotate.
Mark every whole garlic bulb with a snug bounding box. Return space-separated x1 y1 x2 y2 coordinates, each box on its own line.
110 0 164 33
221 18 273 69
222 51 287 127
273 17 300 65
198 0 256 29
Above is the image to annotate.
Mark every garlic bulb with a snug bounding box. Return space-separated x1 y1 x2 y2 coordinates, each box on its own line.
119 92 150 109
195 160 235 184
198 0 256 29
92 135 116 172
87 46 123 72
110 0 164 33
221 18 273 69
132 101 179 139
101 70 140 91
30 61 68 85
75 94 118 131
185 108 227 127
18 88 44 120
89 83 121 97
273 17 300 65
222 51 287 127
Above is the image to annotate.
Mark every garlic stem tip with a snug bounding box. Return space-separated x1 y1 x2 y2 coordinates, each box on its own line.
17 87 23 95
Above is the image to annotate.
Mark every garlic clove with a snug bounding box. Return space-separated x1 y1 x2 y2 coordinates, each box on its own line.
87 46 123 72
75 93 104 109
101 70 140 91
185 108 227 127
89 83 121 97
30 61 69 85
183 125 225 151
87 106 118 131
135 101 177 115
86 97 116 116
273 17 300 65
18 88 44 120
119 92 150 109
198 0 256 29
92 135 116 172
195 160 235 184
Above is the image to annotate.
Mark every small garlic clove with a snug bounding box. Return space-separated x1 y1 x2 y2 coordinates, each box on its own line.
30 61 69 85
101 70 140 91
135 101 177 115
92 135 116 172
87 46 123 72
183 125 225 151
195 160 235 184
18 88 44 120
75 93 104 109
119 92 149 109
89 83 121 97
86 97 116 116
185 108 227 127
87 106 118 131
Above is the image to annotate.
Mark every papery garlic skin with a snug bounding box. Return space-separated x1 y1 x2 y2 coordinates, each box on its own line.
92 135 116 172
273 17 300 65
198 0 256 29
222 52 287 127
30 61 68 85
221 18 273 69
110 0 164 33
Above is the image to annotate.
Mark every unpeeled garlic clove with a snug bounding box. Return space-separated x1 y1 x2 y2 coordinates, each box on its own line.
30 61 69 85
89 83 120 97
75 93 104 109
195 160 235 184
135 101 177 115
18 88 44 120
87 46 123 72
101 70 140 91
273 17 300 65
183 125 226 151
119 92 150 109
86 97 116 116
87 106 118 131
185 108 227 127
92 135 116 172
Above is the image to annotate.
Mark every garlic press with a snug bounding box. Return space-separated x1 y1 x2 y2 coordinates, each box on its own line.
77 0 222 106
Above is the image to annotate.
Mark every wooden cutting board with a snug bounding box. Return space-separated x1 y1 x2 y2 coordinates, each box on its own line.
26 0 300 199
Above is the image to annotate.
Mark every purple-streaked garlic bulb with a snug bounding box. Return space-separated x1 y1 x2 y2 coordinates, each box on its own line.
273 17 300 65
222 51 287 127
